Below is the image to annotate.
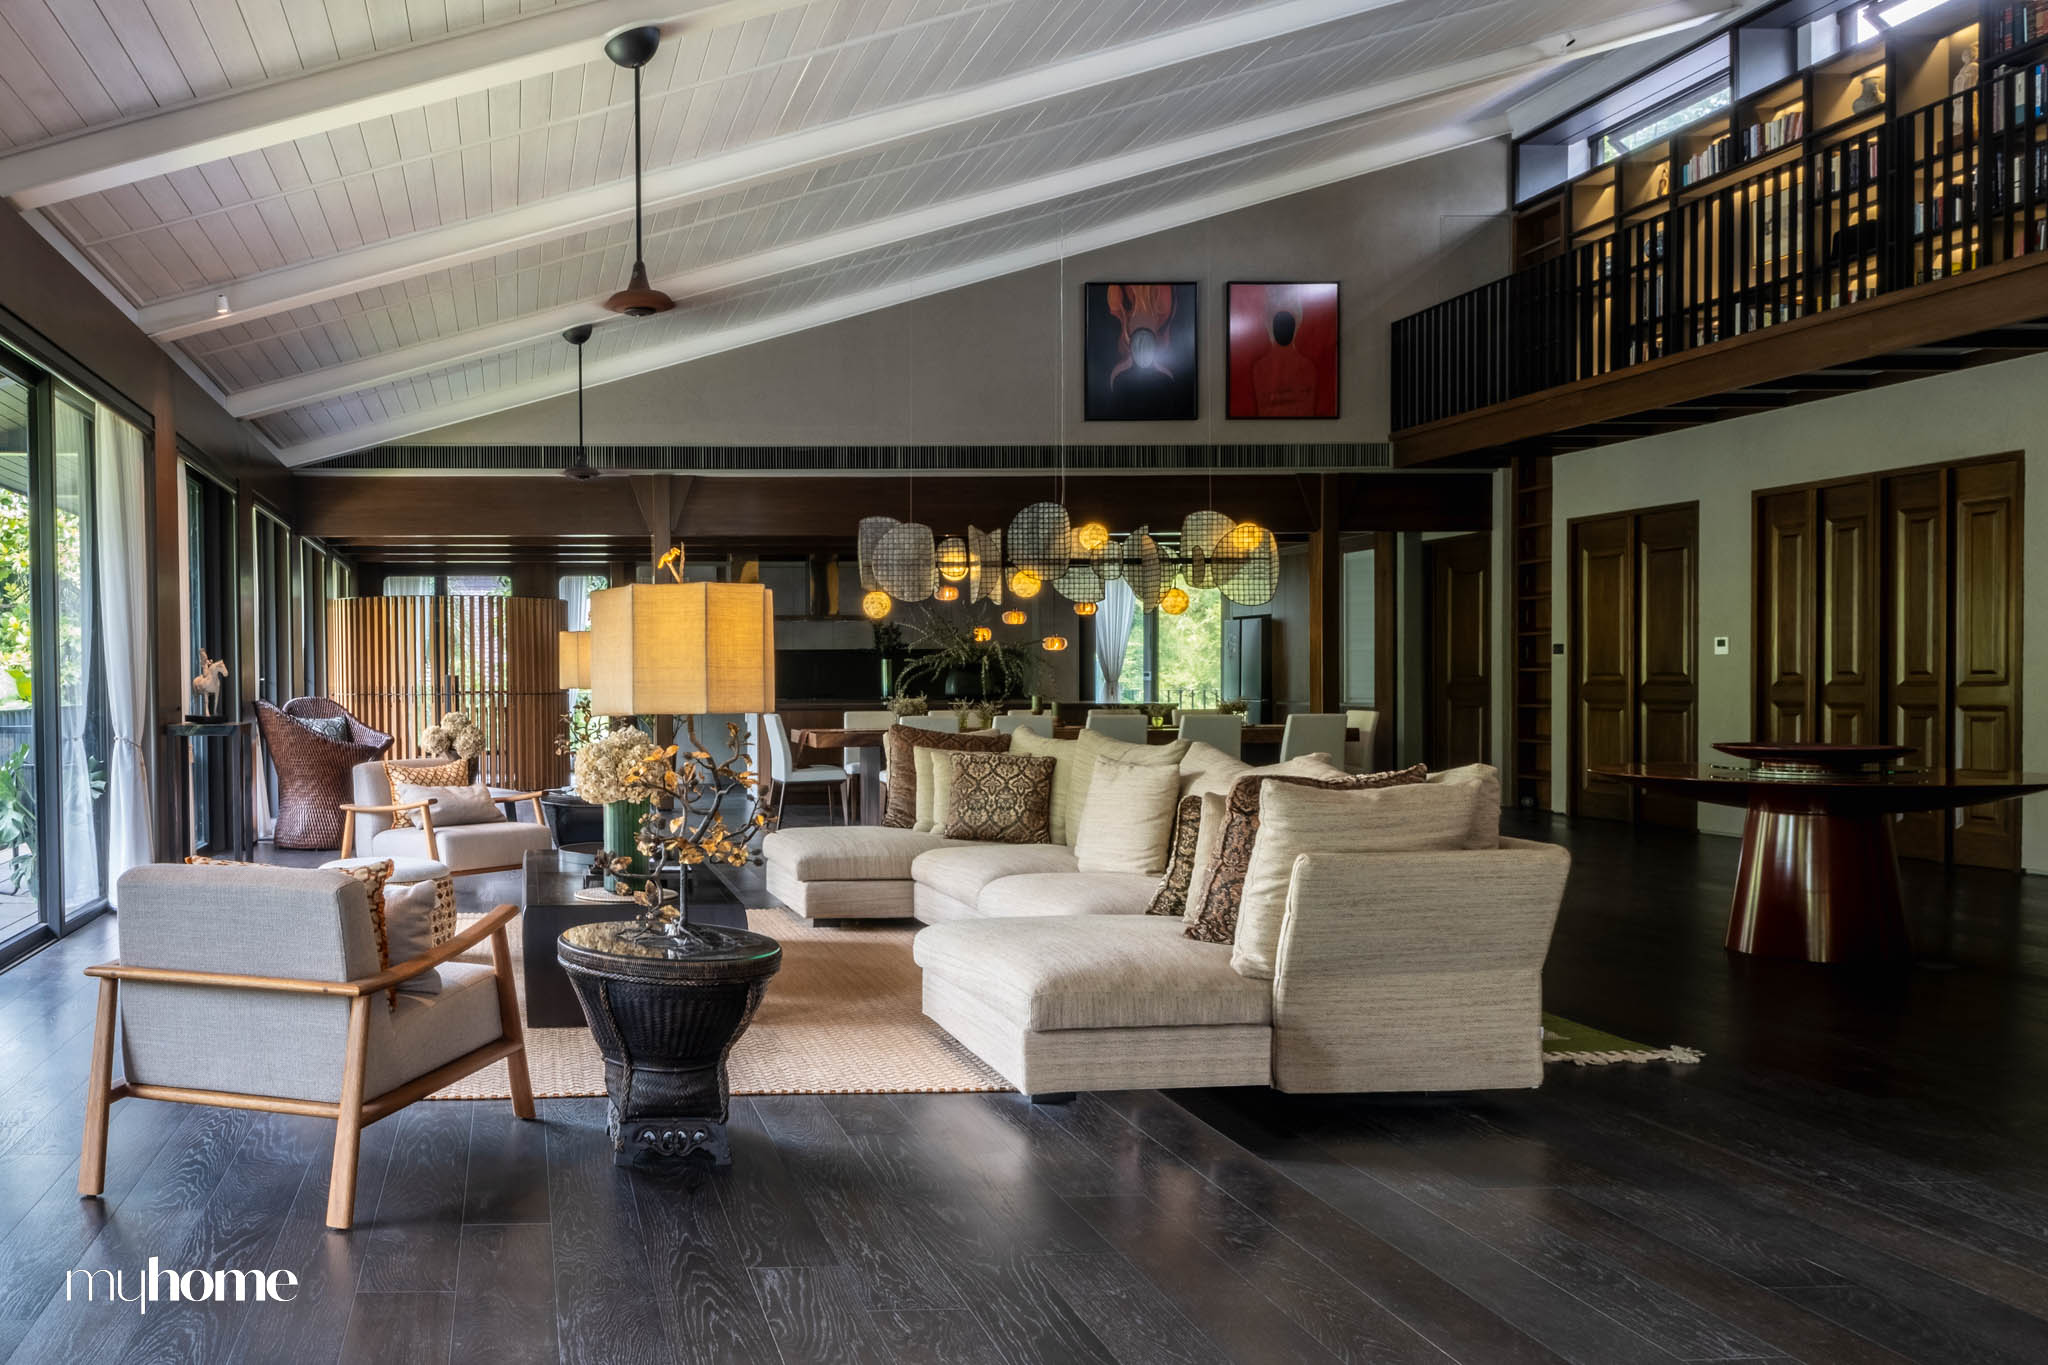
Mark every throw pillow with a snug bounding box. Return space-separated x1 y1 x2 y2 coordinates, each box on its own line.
293 714 352 743
383 757 468 827
382 881 443 996
1184 764 1427 945
1426 763 1505 849
1008 729 1085 844
1179 748 1345 800
882 727 1008 830
1146 794 1206 916
1230 779 1491 979
330 858 400 1009
938 752 1055 844
1074 758 1182 876
392 778 507 827
1070 729 1189 846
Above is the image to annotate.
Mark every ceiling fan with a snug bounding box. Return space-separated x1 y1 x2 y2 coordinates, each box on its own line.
602 26 675 317
560 323 605 480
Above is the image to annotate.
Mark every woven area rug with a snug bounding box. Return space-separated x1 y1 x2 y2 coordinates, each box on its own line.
1543 1014 1703 1066
429 905 1008 1099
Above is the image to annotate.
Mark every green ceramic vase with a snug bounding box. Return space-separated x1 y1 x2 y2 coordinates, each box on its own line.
603 799 650 894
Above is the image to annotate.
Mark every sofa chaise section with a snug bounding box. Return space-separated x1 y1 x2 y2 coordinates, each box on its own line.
761 826 960 919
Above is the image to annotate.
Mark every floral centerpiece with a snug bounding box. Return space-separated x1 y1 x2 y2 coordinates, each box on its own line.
574 726 661 890
420 710 485 761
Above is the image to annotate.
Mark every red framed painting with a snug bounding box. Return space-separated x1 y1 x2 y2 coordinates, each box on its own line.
1226 282 1338 419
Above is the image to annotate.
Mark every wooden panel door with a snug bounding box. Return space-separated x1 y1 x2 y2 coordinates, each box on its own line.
1950 459 2023 870
1425 533 1491 770
1634 505 1698 828
1884 469 1948 862
1816 480 1880 743
1755 489 1816 742
1570 514 1634 821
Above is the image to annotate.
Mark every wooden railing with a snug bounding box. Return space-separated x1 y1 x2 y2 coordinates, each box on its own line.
326 596 567 793
1391 78 2040 432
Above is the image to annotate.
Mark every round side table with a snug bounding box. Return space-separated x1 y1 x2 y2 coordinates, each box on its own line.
556 920 781 1165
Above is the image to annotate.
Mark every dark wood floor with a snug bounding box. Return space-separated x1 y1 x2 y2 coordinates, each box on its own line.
3 812 2048 1364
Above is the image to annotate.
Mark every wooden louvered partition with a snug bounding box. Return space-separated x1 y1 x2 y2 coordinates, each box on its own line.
326 596 568 793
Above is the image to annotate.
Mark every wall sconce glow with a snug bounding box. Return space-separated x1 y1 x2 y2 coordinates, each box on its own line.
861 590 892 620
1073 522 1110 552
1001 609 1027 626
1073 601 1097 616
1040 635 1069 652
936 536 969 582
971 626 993 643
1007 568 1042 599
934 583 960 602
1159 586 1190 616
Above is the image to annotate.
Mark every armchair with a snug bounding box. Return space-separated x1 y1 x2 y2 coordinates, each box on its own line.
80 864 532 1231
255 698 393 849
340 758 554 875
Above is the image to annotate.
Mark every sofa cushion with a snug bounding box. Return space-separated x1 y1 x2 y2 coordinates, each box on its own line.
764 825 958 881
911 843 1076 909
884 727 1008 829
1178 747 1345 800
1074 758 1180 876
1184 765 1428 945
913 915 1270 1031
1231 779 1490 980
939 751 1055 844
977 872 1158 918
1008 729 1085 845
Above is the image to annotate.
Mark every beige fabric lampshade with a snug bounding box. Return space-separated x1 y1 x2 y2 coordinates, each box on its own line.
587 582 777 716
557 630 591 690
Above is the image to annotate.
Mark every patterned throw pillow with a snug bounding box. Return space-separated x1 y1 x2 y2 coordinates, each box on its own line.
1183 765 1427 944
332 859 400 1008
938 752 1055 844
293 714 352 743
881 727 1008 829
1147 794 1206 916
384 758 468 827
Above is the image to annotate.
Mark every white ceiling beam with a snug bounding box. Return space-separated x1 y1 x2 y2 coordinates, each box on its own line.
274 117 1507 466
136 0 1445 343
227 1 1727 419
0 0 792 210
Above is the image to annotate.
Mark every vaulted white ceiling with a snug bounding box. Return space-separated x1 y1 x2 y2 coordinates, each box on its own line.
0 0 1725 464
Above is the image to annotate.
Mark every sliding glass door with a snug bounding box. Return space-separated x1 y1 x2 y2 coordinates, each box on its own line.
0 357 108 968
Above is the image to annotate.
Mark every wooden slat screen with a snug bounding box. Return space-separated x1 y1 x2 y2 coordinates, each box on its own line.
326 596 567 792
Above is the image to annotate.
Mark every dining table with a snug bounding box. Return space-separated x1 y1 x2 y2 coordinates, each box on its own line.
790 720 1357 825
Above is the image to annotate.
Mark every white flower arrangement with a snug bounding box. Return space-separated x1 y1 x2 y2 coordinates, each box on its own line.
573 726 660 805
420 710 485 759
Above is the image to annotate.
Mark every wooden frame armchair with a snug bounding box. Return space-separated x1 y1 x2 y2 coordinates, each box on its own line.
342 758 554 875
80 864 533 1231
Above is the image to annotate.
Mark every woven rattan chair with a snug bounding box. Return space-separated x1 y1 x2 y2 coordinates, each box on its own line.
258 698 393 850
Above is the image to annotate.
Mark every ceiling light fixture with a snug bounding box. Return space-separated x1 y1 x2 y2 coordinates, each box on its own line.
560 323 603 481
602 26 675 318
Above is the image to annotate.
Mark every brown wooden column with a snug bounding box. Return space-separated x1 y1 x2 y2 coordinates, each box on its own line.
1307 474 1342 713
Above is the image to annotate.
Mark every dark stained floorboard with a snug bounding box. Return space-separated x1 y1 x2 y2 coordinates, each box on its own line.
0 813 2046 1363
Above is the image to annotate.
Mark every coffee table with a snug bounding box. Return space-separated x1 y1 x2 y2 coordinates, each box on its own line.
519 849 747 1026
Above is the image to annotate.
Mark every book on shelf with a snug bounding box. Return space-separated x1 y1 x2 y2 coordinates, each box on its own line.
1993 2 2048 55
1677 136 1731 188
1743 109 1805 159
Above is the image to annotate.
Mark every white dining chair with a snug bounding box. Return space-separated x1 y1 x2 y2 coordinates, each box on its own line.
1085 711 1149 744
1172 707 1222 725
900 713 962 733
994 713 1053 738
1177 712 1243 759
842 709 897 819
1279 712 1349 764
1344 708 1380 772
758 713 850 827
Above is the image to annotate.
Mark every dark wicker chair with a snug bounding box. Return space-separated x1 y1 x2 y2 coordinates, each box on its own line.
258 698 394 850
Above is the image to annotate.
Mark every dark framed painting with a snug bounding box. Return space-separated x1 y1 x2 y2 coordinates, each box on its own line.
1226 282 1338 419
1083 282 1198 421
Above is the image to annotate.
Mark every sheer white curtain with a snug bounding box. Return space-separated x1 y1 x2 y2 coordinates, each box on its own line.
94 407 151 906
1094 579 1137 701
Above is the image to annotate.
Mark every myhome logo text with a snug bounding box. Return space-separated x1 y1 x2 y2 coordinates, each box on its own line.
66 1260 298 1314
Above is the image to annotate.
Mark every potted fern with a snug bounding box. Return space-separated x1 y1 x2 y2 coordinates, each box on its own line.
895 611 1047 706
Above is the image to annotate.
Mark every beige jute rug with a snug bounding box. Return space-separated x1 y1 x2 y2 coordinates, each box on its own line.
428 905 1008 1099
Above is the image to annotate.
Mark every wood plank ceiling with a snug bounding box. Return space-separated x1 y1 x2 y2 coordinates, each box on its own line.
0 0 1724 466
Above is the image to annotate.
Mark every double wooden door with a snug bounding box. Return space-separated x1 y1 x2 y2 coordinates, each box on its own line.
1754 455 2023 868
1570 504 1699 826
1424 533 1491 770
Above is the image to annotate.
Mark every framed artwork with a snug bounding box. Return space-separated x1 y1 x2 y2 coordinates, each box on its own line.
1226 282 1338 419
1083 282 1198 421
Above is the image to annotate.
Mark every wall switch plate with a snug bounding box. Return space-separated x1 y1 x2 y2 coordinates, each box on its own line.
1713 636 1730 655
1552 642 1564 655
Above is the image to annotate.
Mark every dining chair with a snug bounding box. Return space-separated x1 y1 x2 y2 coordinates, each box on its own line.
994 713 1053 738
1279 712 1350 764
841 709 898 820
900 713 962 733
1344 708 1380 772
1177 712 1243 759
1085 711 1149 744
1172 707 1222 726
759 713 849 827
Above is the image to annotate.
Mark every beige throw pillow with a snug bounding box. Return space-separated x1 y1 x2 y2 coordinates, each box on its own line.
1179 748 1344 800
384 757 468 827
1074 759 1181 875
1071 729 1189 843
393 778 507 827
1230 779 1493 979
1426 763 1505 849
1008 729 1085 844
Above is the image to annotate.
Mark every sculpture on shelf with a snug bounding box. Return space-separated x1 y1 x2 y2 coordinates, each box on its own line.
1851 74 1884 114
1953 44 1979 96
190 650 227 719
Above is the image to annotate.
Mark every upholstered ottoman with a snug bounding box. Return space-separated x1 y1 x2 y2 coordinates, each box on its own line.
321 855 457 944
912 915 1272 1098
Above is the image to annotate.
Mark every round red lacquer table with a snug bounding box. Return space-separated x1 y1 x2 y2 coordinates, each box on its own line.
1595 743 2048 965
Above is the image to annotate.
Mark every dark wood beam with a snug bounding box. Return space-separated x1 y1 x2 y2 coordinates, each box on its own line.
1307 475 1341 713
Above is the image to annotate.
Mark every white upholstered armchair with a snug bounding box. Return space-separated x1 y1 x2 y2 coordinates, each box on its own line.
340 758 555 874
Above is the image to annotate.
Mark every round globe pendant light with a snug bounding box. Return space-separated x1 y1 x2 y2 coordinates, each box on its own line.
934 583 960 602
1040 635 1069 652
1160 586 1190 616
1073 601 1097 616
971 626 993 643
860 590 892 620
1001 609 1027 626
1007 567 1042 599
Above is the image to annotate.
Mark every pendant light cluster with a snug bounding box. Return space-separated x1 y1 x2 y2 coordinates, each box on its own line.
856 499 1279 649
